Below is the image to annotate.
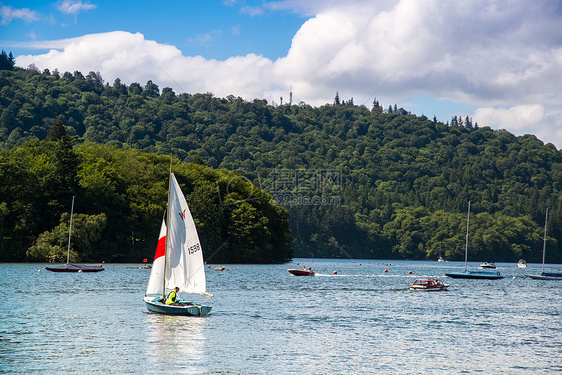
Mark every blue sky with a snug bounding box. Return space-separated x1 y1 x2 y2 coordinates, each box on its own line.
1 1 306 60
2 0 562 147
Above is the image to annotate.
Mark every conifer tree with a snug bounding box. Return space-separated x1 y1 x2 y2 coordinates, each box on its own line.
46 120 67 142
0 50 15 71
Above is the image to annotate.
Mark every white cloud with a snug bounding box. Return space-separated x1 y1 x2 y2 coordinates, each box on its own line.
0 5 40 25
12 0 562 147
191 30 223 46
474 105 545 131
15 31 274 99
56 0 96 15
240 6 264 17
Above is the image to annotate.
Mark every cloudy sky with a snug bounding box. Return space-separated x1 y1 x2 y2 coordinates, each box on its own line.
2 0 562 147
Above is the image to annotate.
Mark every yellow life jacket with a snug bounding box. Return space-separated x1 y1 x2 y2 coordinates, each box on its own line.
166 290 177 305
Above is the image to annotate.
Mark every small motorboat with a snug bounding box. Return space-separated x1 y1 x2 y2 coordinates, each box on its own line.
517 259 527 268
410 279 450 291
480 261 496 269
288 267 315 276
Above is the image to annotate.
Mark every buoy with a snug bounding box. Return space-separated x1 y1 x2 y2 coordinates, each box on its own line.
408 271 412 274
333 271 338 274
207 265 210 268
296 262 299 265
384 269 388 272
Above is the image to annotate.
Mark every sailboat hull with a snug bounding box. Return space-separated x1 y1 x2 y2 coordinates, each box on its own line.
527 273 562 280
445 270 503 279
144 297 212 316
45 264 104 272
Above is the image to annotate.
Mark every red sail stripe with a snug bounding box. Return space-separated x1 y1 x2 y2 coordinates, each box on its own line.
154 235 166 260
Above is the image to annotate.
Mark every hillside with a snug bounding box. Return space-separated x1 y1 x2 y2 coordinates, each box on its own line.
1 67 561 263
0 132 293 263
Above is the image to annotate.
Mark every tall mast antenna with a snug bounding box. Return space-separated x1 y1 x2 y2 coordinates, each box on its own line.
289 85 293 106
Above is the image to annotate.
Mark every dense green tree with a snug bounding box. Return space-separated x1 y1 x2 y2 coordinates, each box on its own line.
1 68 562 262
0 51 15 71
46 120 67 141
0 139 293 263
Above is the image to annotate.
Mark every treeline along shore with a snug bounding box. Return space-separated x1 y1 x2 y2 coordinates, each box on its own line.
1 63 561 263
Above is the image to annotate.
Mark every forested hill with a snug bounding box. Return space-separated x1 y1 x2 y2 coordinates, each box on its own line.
1 66 562 263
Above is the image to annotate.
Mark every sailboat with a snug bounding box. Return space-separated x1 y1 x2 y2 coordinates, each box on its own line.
445 201 503 280
143 172 212 316
528 207 562 280
45 196 105 273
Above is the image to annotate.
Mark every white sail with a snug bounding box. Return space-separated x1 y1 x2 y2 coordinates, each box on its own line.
165 173 207 295
145 219 167 296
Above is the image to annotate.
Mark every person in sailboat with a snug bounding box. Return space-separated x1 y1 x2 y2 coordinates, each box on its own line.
166 287 181 305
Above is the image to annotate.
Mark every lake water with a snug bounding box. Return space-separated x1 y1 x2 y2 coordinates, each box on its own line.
1 259 561 374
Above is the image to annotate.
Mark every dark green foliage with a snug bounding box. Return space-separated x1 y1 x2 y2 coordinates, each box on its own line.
0 142 293 263
0 51 15 71
46 120 67 141
1 69 561 263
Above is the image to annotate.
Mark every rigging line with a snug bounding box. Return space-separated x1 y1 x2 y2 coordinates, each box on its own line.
361 63 404 106
157 64 186 94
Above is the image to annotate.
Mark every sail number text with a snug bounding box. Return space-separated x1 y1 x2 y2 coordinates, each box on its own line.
188 243 201 255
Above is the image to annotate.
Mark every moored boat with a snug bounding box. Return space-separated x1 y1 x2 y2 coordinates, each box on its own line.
409 279 450 291
45 263 104 272
445 269 503 279
517 259 527 268
480 261 496 269
528 272 562 280
445 201 503 280
527 208 562 281
45 196 104 273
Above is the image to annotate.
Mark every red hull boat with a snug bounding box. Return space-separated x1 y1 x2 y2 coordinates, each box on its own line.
288 268 315 276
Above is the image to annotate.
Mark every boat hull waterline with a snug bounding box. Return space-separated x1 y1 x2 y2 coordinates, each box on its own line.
480 262 496 269
445 270 503 280
288 269 315 276
527 273 562 280
45 264 104 272
144 297 211 316
409 279 450 291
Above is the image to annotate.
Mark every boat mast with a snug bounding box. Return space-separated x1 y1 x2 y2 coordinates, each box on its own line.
162 155 173 300
464 201 470 272
541 207 549 274
67 196 75 265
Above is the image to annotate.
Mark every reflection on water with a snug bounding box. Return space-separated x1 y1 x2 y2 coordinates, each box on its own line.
146 313 208 374
1 261 561 374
